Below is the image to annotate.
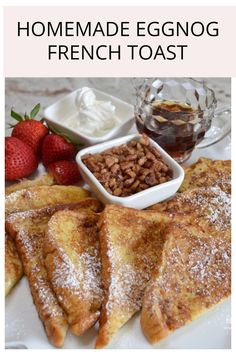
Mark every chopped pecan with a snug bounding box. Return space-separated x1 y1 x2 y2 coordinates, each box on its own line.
149 146 161 158
113 188 122 196
85 159 100 172
124 178 135 187
137 152 144 159
126 170 136 179
136 142 143 150
139 168 151 177
126 154 138 161
145 173 157 186
146 151 156 161
140 134 150 146
109 178 117 188
143 160 152 168
128 140 137 147
120 161 134 171
111 163 120 174
139 183 149 190
130 180 140 190
105 156 118 168
138 156 147 166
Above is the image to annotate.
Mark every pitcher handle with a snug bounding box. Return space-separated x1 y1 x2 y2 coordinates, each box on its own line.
196 105 231 149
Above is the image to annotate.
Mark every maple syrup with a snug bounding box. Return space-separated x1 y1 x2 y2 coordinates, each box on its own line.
136 100 207 163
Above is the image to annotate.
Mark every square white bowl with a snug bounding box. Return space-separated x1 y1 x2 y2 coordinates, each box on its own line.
44 87 134 146
76 134 185 209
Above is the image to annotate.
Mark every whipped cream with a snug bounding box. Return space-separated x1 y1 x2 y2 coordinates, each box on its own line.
64 87 120 137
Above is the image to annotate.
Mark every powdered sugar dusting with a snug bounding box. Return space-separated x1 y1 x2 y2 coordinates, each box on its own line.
187 235 231 293
44 211 103 328
143 223 231 328
106 257 150 315
30 262 65 318
177 187 231 231
102 211 166 317
51 246 102 302
8 214 67 321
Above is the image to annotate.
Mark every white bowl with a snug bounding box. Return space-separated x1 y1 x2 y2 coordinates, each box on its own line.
44 87 134 146
76 134 185 209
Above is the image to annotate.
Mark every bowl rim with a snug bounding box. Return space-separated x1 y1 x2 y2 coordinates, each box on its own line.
44 87 135 142
76 134 185 202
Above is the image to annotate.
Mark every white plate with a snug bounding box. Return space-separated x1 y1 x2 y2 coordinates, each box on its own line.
5 133 231 349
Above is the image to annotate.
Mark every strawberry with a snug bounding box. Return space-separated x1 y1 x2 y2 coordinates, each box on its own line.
47 160 81 185
12 120 48 156
5 137 38 181
41 134 76 167
11 104 48 156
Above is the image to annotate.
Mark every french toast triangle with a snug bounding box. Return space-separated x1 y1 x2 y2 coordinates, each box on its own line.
5 199 103 348
140 221 231 344
142 186 231 344
5 185 91 214
95 204 171 349
179 157 231 194
44 210 103 336
5 177 55 297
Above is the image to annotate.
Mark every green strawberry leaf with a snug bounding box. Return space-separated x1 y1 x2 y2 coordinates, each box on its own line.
24 113 31 120
11 109 23 122
30 103 41 118
46 123 61 135
46 122 83 148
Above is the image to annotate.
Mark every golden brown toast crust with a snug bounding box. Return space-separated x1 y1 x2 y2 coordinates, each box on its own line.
5 174 54 196
44 210 102 336
179 157 231 194
5 199 103 347
141 221 231 344
5 234 23 296
5 176 54 296
96 205 171 349
5 185 91 215
6 212 68 347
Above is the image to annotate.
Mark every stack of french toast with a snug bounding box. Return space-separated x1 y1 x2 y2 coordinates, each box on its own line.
5 157 231 348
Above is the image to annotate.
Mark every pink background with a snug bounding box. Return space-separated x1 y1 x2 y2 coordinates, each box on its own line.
4 6 236 77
